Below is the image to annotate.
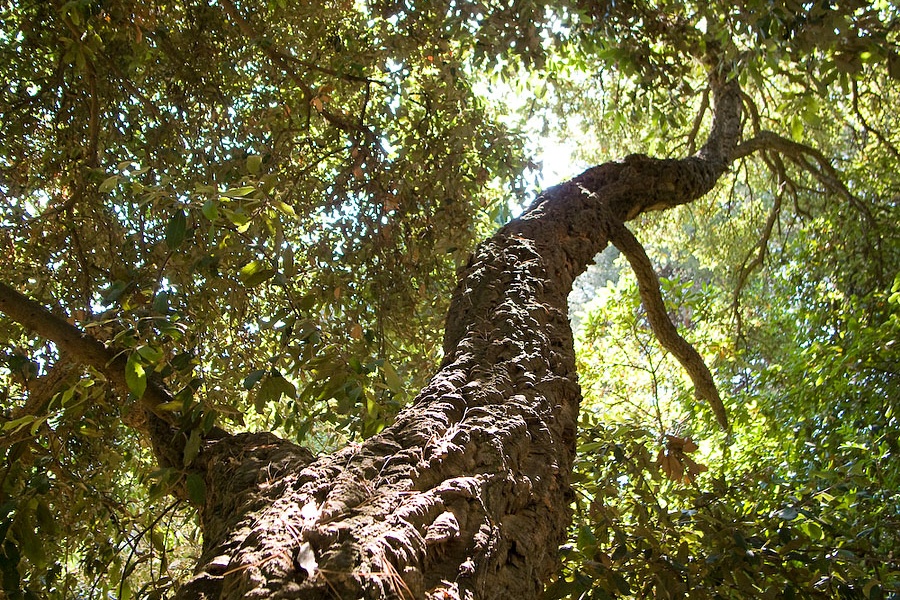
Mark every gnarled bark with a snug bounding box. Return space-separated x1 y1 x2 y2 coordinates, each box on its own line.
173 77 742 599
0 76 742 599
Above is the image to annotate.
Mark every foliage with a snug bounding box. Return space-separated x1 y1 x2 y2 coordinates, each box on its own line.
555 135 900 598
0 0 531 595
1 0 899 597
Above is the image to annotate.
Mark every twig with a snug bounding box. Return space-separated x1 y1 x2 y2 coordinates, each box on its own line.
731 186 783 338
0 281 175 419
851 79 900 161
734 130 875 223
686 85 710 155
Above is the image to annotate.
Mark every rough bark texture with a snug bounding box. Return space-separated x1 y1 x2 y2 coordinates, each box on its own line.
608 222 728 430
170 79 742 599
0 78 742 599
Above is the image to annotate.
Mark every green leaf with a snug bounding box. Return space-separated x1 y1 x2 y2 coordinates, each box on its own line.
611 572 631 595
243 369 267 389
201 198 219 221
152 290 169 314
255 374 296 413
183 429 201 466
382 361 402 393
222 185 256 198
800 520 824 541
222 207 251 230
166 209 187 249
272 200 295 216
136 344 163 363
99 175 120 193
102 280 129 305
576 525 597 551
246 154 262 174
156 400 183 412
125 353 147 399
239 260 276 287
790 116 803 142
1 416 34 434
149 528 166 552
185 473 206 505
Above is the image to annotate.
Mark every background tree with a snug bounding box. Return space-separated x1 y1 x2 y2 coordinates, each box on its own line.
1 0 898 598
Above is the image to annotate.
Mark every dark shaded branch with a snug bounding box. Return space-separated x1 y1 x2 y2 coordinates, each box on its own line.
0 357 79 450
734 129 883 282
740 90 762 136
608 223 729 430
731 183 783 338
0 281 176 420
686 85 710 155
734 130 873 221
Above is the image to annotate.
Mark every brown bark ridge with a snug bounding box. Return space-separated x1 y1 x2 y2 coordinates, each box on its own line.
172 76 742 599
0 76 742 599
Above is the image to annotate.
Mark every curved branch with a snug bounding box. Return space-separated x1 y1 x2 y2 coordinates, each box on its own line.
731 181 784 339
686 85 710 155
170 71 748 600
0 281 176 419
733 130 873 221
852 79 900 161
608 223 729 431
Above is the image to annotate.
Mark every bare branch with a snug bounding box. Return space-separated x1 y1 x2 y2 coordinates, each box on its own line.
852 79 900 161
607 223 729 431
740 90 762 136
734 130 875 222
731 185 784 337
686 85 710 155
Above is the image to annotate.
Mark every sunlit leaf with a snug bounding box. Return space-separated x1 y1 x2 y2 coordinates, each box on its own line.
99 175 120 193
239 260 276 287
125 353 147 399
222 186 256 198
382 361 402 393
246 155 262 174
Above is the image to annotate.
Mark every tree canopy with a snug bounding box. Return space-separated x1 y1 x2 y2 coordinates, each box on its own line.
1 0 899 598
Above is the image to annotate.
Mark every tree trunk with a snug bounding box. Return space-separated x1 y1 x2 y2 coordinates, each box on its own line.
0 77 741 600
173 79 742 599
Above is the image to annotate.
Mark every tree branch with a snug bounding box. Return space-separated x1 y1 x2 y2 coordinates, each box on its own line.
686 85 710 155
731 180 784 339
608 223 729 430
733 130 873 221
219 0 376 145
0 281 176 420
852 79 900 161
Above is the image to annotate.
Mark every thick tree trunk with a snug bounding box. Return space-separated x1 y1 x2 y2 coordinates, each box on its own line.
0 77 741 600
173 80 742 599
